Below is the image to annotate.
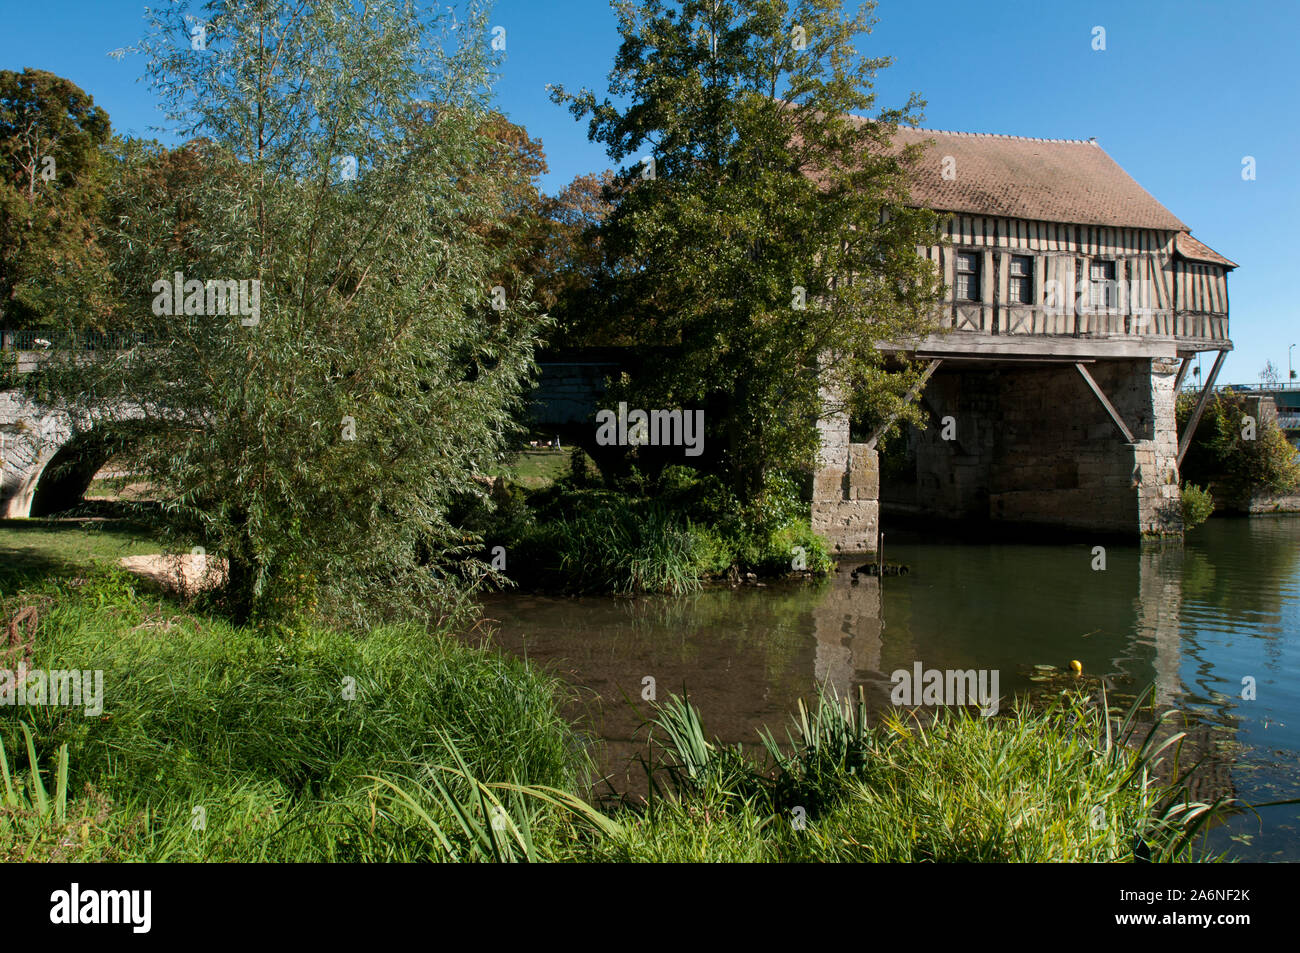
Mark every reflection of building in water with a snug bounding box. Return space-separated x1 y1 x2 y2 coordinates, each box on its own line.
811 573 893 705
1134 543 1183 706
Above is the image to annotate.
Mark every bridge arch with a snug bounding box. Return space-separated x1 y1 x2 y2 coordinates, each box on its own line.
1 391 147 518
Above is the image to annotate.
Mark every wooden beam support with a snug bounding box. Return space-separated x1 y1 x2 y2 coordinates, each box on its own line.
883 333 1193 360
1074 362 1137 445
915 352 1095 365
864 359 942 450
919 392 970 456
1178 349 1228 466
1173 356 1191 394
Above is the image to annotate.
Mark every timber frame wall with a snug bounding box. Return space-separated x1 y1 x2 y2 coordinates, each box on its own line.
918 216 1229 345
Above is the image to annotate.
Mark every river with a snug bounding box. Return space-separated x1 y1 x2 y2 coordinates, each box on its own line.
480 515 1300 860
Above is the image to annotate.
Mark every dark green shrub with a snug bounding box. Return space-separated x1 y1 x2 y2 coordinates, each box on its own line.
1181 482 1215 530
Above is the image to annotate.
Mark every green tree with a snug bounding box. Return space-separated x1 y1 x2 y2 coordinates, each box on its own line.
537 170 618 345
550 0 944 499
0 68 113 332
30 0 546 625
1179 393 1300 504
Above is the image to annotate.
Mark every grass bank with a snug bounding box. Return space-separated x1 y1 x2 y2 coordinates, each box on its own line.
2 569 584 861
594 692 1225 862
1 521 1235 862
3 580 1229 861
0 517 158 591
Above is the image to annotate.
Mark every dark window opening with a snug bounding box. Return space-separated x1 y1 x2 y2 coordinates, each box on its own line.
1009 255 1034 304
1089 260 1117 310
955 251 981 301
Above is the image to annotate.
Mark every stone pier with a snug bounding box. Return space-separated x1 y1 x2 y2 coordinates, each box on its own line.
906 357 1182 535
813 356 1185 551
811 389 880 555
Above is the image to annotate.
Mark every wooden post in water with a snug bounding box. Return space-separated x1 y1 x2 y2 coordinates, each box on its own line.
876 523 883 578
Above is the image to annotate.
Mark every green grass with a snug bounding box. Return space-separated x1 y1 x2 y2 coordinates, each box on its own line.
488 448 578 489
1 566 587 861
0 522 1243 863
573 690 1239 863
0 518 160 592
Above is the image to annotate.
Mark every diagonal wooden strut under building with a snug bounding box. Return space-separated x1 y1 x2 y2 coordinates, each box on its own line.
812 126 1235 553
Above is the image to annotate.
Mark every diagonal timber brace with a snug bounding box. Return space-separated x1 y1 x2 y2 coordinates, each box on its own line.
1177 349 1228 466
864 359 942 450
1074 363 1136 445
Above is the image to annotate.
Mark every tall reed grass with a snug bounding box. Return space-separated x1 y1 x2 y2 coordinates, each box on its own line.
1 568 586 861
596 687 1258 863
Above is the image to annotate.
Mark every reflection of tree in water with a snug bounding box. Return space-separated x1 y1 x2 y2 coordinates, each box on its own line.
1126 518 1300 826
1186 519 1299 621
1180 547 1216 601
479 582 840 800
592 581 827 686
479 518 1300 841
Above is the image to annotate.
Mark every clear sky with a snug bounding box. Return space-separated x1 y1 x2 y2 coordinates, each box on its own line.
2 0 1296 384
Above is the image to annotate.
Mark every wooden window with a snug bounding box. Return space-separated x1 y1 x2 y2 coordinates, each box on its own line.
1089 260 1117 310
1009 255 1034 304
954 251 981 301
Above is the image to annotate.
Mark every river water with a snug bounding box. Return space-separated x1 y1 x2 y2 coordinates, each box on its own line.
480 515 1300 860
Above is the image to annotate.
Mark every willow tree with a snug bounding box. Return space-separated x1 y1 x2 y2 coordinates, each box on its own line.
32 0 545 625
551 0 944 500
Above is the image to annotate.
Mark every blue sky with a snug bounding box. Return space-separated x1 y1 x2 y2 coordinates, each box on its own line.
2 0 1296 384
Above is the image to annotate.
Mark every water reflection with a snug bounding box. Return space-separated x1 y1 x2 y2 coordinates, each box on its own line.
478 516 1300 858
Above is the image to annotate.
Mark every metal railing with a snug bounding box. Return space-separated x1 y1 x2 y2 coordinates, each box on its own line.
1211 381 1300 393
1 329 151 352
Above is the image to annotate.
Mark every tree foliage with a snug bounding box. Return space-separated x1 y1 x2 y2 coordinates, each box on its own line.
30 0 546 625
1178 393 1300 504
0 68 113 331
550 0 944 498
456 118 616 348
537 170 618 345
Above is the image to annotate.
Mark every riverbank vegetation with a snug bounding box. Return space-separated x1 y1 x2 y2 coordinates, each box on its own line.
2 560 1230 862
1 568 580 861
459 454 833 594
1179 393 1300 511
1180 483 1216 530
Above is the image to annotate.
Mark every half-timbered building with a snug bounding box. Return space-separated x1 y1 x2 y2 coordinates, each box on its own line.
813 126 1235 551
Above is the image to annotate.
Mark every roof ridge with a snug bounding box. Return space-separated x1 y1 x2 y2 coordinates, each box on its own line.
897 124 1099 146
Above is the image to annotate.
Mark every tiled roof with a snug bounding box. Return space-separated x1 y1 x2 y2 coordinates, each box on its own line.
1174 231 1237 269
875 123 1191 232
